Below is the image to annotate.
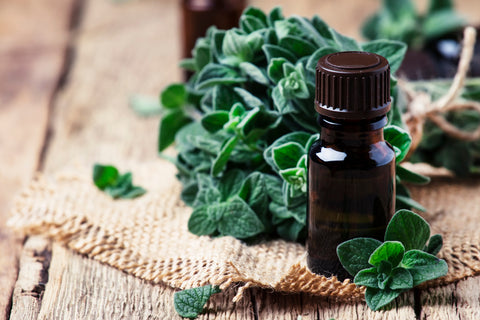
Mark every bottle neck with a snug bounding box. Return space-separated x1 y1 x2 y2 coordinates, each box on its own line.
319 115 387 147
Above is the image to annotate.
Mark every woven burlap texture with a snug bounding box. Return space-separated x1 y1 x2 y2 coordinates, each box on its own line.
8 160 480 302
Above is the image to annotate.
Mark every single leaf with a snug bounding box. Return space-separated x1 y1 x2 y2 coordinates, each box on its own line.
389 267 414 290
385 210 430 251
129 94 163 117
238 172 268 216
121 186 147 199
267 6 284 27
361 40 407 75
337 238 383 277
396 194 427 212
401 250 448 286
329 27 361 51
201 111 229 133
365 287 403 311
354 267 380 288
188 206 217 236
160 83 187 109
275 217 305 242
174 285 221 318
158 109 192 151
239 62 270 85
272 142 305 170
195 64 246 91
384 125 412 163
217 198 265 239
233 87 264 109
93 164 119 190
305 47 338 72
279 36 316 57
396 165 431 185
211 136 239 176
369 241 405 268
262 44 297 63
218 169 246 200
267 58 289 83
240 15 267 33
424 234 443 256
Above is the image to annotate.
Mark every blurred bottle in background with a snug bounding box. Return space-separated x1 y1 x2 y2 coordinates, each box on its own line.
181 0 247 79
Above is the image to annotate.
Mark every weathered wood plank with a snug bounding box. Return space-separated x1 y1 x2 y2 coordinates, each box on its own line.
13 0 480 319
0 0 78 318
9 236 52 320
420 277 480 320
251 289 416 320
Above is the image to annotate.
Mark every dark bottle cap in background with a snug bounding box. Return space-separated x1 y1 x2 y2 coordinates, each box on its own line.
315 51 391 120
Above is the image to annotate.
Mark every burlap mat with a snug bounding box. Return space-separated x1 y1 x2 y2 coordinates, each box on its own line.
8 160 480 302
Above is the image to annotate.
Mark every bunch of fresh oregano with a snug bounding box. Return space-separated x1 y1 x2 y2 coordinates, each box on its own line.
156 6 428 243
362 0 466 50
337 209 447 310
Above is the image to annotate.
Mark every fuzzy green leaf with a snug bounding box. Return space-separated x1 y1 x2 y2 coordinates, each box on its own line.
369 241 405 269
361 40 407 75
385 210 430 251
174 285 221 318
354 267 379 288
211 136 239 176
384 125 412 163
272 142 305 170
396 165 431 185
188 206 217 236
389 267 414 290
401 250 448 286
424 234 443 256
201 111 229 133
217 198 265 239
158 109 192 151
365 287 403 311
337 238 382 277
161 83 187 109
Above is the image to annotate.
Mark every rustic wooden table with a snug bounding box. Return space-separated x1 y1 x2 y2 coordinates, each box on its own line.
2 0 480 319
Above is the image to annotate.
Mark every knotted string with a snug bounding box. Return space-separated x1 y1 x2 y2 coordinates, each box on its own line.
401 27 480 156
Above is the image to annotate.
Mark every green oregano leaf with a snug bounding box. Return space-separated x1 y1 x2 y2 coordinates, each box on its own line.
93 164 146 199
365 287 403 311
368 241 405 269
424 234 443 256
174 285 221 318
161 83 187 109
389 267 413 290
401 250 448 286
385 210 430 251
354 267 379 288
337 238 382 276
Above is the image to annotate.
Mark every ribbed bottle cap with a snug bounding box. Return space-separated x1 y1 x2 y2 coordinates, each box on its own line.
315 51 391 120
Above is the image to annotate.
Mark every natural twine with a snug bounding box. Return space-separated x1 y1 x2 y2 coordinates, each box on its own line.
401 26 480 156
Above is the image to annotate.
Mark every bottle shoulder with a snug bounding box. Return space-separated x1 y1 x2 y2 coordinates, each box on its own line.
309 139 395 167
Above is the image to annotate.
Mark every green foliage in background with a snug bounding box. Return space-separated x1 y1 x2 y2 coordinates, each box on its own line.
362 0 466 49
408 78 480 176
157 7 428 242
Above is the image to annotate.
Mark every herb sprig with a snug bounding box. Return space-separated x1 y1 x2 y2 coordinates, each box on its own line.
158 6 428 242
93 164 146 199
337 210 448 311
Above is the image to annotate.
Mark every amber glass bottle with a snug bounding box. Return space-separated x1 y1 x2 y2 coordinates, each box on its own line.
307 52 396 281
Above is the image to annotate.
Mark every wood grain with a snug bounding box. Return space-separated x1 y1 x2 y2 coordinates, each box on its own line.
8 0 480 319
0 0 78 318
9 236 51 320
